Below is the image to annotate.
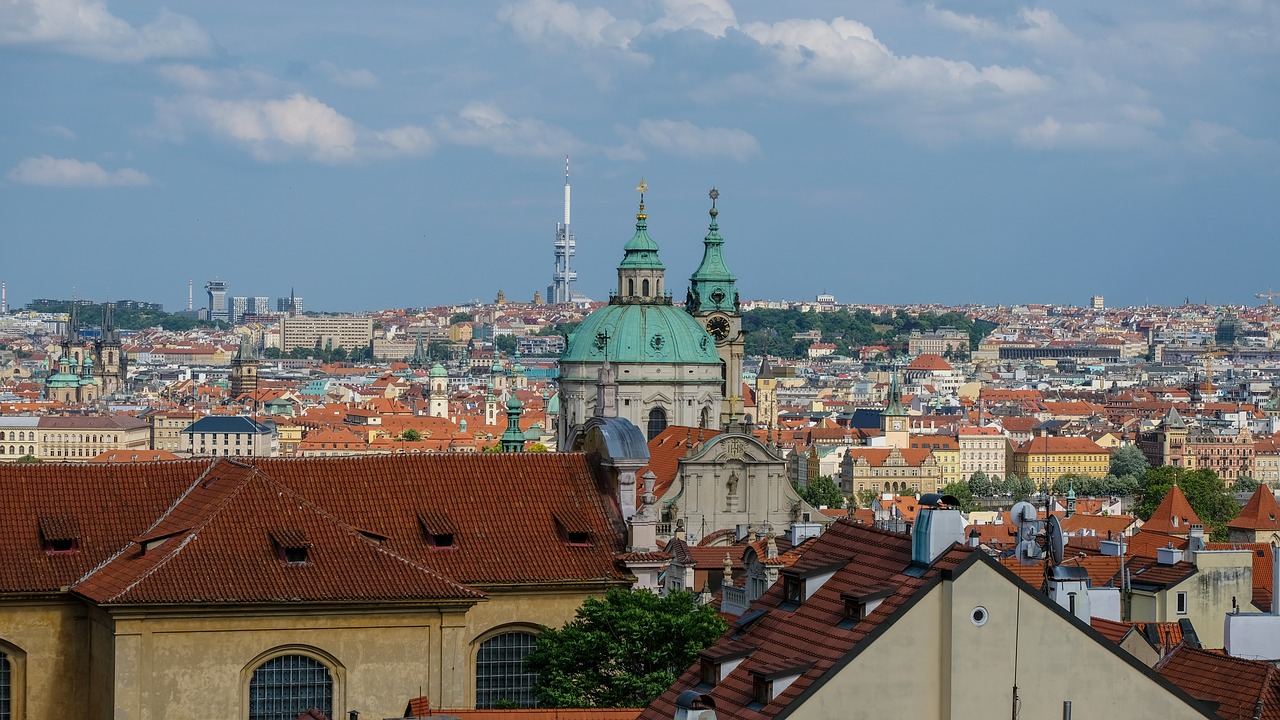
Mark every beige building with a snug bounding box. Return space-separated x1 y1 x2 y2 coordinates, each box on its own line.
147 409 198 452
37 415 149 461
181 415 279 457
839 447 941 496
957 426 1008 478
0 454 633 720
279 315 375 353
0 417 40 461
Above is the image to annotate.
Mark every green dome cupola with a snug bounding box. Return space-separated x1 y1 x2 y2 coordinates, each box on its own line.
686 187 738 315
615 179 668 303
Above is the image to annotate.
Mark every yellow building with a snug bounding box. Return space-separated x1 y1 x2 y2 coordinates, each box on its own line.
280 315 375 353
36 414 150 461
1011 435 1110 488
838 447 941 496
911 436 960 487
0 454 633 720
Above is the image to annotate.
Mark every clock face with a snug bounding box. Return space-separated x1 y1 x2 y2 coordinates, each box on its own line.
707 315 731 342
892 421 902 431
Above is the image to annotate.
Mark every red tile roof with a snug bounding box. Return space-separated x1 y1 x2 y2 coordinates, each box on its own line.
1143 486 1203 535
1157 644 1280 720
1229 486 1280 532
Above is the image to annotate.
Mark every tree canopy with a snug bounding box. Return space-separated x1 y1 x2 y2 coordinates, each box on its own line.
1109 445 1150 484
794 475 844 509
940 482 977 512
740 307 993 359
1135 466 1239 541
525 588 727 708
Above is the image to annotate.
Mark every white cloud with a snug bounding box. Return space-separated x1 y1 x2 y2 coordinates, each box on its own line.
651 0 738 38
632 119 760 162
928 6 1077 50
156 64 280 94
741 17 1048 97
498 0 642 51
436 102 577 157
40 124 76 140
157 93 433 163
0 0 214 62
7 155 151 187
316 61 379 90
1015 116 1155 149
1184 121 1280 158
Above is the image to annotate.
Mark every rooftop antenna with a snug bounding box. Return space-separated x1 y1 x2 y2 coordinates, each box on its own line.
188 278 193 311
550 154 577 304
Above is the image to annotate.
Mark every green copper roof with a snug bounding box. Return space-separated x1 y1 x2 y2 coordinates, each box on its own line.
687 194 738 314
883 370 908 417
429 363 447 377
618 200 664 270
561 302 720 365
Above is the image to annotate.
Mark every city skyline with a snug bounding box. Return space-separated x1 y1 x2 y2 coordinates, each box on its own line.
2 0 1277 312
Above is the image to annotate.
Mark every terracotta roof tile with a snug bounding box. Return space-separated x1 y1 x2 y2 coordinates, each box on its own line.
1157 644 1280 720
1143 486 1203 535
1229 486 1280 532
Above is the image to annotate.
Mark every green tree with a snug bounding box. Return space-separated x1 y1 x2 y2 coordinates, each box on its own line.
855 488 880 509
1234 474 1261 494
1109 445 1149 484
527 442 550 452
940 481 977 512
526 589 727 708
261 347 282 359
15 454 42 463
494 334 518 355
449 312 474 325
793 475 844 509
967 471 993 497
398 428 423 442
1002 473 1035 500
1136 466 1239 541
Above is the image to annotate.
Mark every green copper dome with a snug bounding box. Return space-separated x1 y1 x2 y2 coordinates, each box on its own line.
429 363 447 377
618 195 664 270
561 303 720 365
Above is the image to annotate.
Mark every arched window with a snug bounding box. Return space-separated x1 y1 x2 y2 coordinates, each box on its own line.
248 654 333 720
642 279 650 296
647 407 668 440
700 407 711 429
628 279 634 296
476 631 540 709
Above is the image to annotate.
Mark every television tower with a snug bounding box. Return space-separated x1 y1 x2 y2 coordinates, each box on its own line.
549 155 577 304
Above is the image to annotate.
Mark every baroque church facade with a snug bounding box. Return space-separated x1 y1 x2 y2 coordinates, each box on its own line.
557 184 745 446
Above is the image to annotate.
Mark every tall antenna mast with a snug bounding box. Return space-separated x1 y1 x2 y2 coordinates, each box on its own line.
187 278 193 311
550 155 577 304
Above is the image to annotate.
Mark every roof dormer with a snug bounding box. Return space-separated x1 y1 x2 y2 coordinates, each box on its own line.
697 640 754 688
778 559 844 610
837 587 894 629
38 514 79 555
418 510 458 551
747 659 813 709
269 528 310 565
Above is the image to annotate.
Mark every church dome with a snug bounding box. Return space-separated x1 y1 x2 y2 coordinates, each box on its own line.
562 302 720 365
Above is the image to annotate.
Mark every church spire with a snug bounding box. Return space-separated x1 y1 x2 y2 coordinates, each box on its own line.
614 178 667 305
501 394 526 452
686 187 738 314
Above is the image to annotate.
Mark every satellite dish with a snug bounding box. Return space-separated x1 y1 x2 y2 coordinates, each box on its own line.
1046 515 1065 565
1011 501 1044 566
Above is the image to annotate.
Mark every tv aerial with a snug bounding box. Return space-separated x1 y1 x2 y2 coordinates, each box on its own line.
1011 501 1042 566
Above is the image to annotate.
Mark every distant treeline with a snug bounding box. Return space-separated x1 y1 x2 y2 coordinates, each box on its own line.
25 301 214 332
743 308 995 359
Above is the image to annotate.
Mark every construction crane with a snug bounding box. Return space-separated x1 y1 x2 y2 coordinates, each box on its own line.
1257 287 1280 306
1200 350 1229 395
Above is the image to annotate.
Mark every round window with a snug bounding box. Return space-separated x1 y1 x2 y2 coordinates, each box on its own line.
971 606 988 627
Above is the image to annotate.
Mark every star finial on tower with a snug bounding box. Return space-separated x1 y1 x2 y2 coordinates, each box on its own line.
709 186 719 219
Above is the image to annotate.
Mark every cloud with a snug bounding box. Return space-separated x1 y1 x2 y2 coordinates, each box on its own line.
0 0 214 62
650 0 738 38
1015 116 1155 149
316 61 379 90
927 6 1077 50
436 102 578 157
1184 121 1280 158
156 64 280 94
40 124 76 140
156 93 433 163
632 119 760 161
7 155 151 187
741 17 1047 97
498 0 642 51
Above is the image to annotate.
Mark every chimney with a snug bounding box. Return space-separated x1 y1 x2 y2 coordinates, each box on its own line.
1099 539 1124 557
1187 524 1205 557
1157 544 1182 566
911 494 966 566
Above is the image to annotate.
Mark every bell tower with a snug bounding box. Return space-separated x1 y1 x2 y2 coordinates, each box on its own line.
686 188 743 427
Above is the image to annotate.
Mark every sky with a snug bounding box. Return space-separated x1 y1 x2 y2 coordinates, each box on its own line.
1 0 1278 313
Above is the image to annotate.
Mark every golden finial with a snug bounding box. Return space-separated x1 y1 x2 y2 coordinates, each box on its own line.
636 177 648 221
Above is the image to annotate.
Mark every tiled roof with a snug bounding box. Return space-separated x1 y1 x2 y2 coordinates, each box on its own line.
1014 436 1107 454
906 353 952 371
1157 644 1280 720
640 426 723 499
0 454 631 603
1143 486 1203 535
1229 486 1280 532
640 520 975 720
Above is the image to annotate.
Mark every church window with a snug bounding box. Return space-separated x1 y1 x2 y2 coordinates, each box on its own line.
628 279 635 296
0 650 10 720
642 279 650 296
476 631 540 708
248 653 333 720
701 407 711 428
647 407 668 440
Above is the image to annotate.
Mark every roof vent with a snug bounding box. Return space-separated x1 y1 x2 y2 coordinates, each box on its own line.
418 510 458 550
554 511 593 547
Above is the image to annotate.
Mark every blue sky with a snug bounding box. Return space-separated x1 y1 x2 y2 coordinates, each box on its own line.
2 0 1277 312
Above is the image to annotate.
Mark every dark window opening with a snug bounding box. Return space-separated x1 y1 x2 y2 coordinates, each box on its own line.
699 659 718 686
782 576 804 606
476 632 540 709
249 654 332 720
431 533 455 549
45 538 78 555
566 531 591 546
752 675 771 706
282 546 309 564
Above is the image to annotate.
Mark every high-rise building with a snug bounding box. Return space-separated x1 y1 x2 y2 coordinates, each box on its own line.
277 288 303 315
252 296 271 315
279 315 373 353
206 280 228 323
1091 295 1104 310
548 156 577 304
230 296 248 324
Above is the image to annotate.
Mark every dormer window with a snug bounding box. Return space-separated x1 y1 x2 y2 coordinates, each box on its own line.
838 588 893 629
555 512 593 547
747 660 813 709
419 510 459 551
697 641 754 688
270 529 310 565
38 514 79 555
782 576 804 607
